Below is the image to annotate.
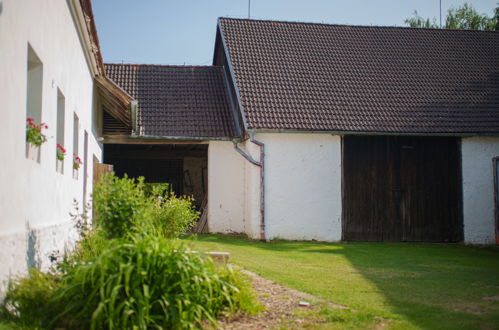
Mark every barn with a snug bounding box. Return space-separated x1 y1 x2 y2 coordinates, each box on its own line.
103 18 499 244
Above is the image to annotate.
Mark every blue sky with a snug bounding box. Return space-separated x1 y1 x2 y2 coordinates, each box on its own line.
93 0 497 65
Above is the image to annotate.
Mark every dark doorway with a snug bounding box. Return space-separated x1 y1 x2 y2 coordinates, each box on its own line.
104 144 208 206
342 135 463 242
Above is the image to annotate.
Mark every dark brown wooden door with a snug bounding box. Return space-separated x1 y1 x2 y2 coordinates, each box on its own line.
342 136 463 242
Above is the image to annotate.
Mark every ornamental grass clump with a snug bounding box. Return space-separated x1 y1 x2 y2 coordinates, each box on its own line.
1 239 258 329
62 238 255 329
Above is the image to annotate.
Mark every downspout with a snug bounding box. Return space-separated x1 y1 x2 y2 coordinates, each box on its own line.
233 133 266 242
130 100 138 134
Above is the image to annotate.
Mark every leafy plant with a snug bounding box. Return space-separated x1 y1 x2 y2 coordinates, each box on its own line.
56 144 65 161
93 173 197 240
0 269 61 329
53 237 256 329
143 182 170 197
139 194 199 239
92 174 148 239
26 118 47 146
73 154 82 170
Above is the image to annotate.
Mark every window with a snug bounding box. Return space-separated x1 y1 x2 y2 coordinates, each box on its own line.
56 90 65 173
73 113 79 179
26 44 43 162
26 44 43 123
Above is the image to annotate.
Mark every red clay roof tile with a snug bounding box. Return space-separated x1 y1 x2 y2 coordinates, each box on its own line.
105 64 238 138
219 18 499 134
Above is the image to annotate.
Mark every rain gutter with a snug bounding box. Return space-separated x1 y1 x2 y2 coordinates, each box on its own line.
127 135 240 142
247 129 499 137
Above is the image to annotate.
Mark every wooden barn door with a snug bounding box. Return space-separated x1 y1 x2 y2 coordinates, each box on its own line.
342 136 463 242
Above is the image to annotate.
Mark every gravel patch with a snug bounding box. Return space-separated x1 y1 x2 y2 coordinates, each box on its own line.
214 269 349 329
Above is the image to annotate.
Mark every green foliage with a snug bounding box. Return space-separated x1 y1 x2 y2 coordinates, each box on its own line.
92 174 148 239
405 3 498 31
404 10 439 28
138 195 199 239
53 237 256 329
1 177 258 329
143 182 170 198
0 269 60 329
445 3 496 30
25 118 47 147
93 173 197 240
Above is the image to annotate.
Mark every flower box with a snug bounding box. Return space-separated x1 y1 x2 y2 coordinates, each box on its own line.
26 142 39 161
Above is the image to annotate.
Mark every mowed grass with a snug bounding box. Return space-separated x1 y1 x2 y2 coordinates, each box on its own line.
184 234 499 329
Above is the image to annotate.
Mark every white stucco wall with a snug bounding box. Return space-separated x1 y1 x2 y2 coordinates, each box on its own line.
462 137 499 244
208 134 343 242
255 133 342 241
207 141 247 234
0 0 103 291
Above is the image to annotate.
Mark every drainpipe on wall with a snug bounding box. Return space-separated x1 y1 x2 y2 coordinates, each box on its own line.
130 100 138 134
233 133 266 242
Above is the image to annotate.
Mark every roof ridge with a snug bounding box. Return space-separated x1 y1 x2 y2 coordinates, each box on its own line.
104 63 223 69
218 17 499 34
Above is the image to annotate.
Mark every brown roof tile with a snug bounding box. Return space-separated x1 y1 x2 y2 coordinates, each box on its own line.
219 18 499 134
105 64 238 138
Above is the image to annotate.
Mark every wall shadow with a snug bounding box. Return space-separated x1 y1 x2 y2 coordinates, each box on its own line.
192 235 499 329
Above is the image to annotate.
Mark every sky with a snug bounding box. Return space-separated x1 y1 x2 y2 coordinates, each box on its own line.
93 0 497 66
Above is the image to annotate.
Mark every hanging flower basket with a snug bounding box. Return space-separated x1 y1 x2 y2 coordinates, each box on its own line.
26 118 47 147
73 154 83 170
56 144 66 161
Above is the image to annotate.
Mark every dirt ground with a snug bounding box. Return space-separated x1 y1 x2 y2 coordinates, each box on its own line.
214 269 349 329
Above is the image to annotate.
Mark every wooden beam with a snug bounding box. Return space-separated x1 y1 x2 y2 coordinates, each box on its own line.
103 136 209 145
106 150 207 159
95 76 133 127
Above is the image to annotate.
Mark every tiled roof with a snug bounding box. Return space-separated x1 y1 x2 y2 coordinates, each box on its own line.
219 18 499 134
105 64 238 138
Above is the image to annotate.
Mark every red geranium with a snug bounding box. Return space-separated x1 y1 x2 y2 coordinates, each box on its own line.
56 144 66 161
73 154 83 170
26 118 47 146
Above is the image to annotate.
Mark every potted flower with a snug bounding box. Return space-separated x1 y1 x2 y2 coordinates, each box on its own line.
56 144 66 161
56 144 66 172
26 118 48 160
73 154 83 170
26 118 48 146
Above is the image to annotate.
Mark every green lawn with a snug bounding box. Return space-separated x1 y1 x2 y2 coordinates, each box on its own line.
184 234 499 329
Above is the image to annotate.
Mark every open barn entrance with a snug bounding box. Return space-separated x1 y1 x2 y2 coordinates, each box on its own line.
342 135 463 242
103 144 208 209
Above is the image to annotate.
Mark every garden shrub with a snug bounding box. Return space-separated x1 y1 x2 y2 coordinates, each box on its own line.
53 237 257 329
138 195 199 239
93 173 197 240
93 174 148 239
0 269 60 329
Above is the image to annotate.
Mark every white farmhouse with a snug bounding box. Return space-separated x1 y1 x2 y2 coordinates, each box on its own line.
1 2 499 293
0 0 131 291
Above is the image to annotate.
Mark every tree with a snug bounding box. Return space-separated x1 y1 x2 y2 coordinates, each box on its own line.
404 11 439 28
405 3 498 31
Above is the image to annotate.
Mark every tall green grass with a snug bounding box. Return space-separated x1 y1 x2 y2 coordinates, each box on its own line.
54 237 257 329
1 238 258 329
